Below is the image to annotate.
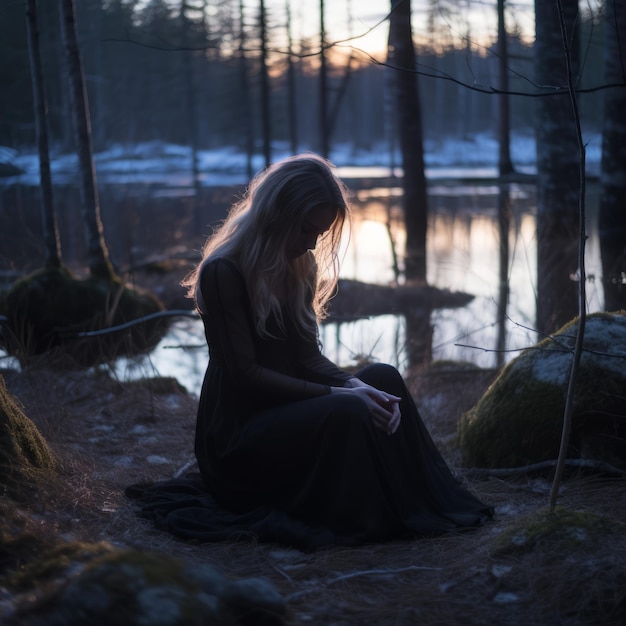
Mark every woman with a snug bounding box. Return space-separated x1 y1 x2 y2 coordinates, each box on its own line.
127 154 492 548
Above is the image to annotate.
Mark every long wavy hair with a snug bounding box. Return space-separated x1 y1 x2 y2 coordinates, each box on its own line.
182 153 351 337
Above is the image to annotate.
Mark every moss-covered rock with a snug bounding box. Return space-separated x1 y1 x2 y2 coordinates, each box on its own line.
3 266 167 366
491 507 626 557
1 514 286 626
0 501 52 585
6 538 114 591
0 373 55 496
458 312 626 468
11 548 286 626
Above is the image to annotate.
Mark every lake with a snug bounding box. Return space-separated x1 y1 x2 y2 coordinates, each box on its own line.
112 174 603 395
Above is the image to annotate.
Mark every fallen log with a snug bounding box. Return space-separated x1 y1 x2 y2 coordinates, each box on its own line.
327 279 474 322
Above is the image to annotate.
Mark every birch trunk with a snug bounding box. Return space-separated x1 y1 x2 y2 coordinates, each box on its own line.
59 0 114 280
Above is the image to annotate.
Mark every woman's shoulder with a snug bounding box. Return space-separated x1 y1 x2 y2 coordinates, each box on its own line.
201 256 243 281
198 257 248 313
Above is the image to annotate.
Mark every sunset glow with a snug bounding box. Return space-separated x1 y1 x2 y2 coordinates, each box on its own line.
260 0 535 64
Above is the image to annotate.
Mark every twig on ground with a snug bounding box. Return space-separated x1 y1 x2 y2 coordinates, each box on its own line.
459 458 626 479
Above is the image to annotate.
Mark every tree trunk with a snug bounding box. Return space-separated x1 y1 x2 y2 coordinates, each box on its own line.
534 0 579 334
59 0 114 280
180 1 202 228
496 187 511 367
239 0 254 178
497 0 514 176
495 0 513 366
319 0 329 158
26 0 62 269
388 0 428 284
53 4 73 151
259 0 271 166
599 0 626 312
286 0 298 155
327 54 354 143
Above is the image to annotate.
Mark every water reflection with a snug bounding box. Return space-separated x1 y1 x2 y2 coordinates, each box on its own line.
116 316 206 386
118 181 603 394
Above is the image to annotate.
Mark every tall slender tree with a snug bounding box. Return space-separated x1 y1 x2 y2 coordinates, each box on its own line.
388 0 428 284
534 0 580 334
59 0 114 280
259 0 271 166
286 0 298 155
26 0 62 269
495 0 513 366
497 0 514 177
180 0 202 225
239 0 254 178
599 0 626 312
319 0 329 158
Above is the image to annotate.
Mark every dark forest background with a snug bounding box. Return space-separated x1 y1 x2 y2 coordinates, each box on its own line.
1 0 625 343
0 0 606 155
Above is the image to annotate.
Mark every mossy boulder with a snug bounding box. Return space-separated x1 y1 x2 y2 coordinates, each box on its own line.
11 547 286 626
3 266 166 366
491 507 626 557
6 539 112 591
458 312 626 468
0 373 55 496
489 507 626 622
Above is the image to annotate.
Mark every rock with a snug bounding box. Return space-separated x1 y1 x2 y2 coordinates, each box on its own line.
147 454 170 465
458 312 626 468
10 548 286 626
3 266 166 365
221 577 285 624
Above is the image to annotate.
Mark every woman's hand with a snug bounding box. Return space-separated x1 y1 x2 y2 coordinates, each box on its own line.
333 379 402 435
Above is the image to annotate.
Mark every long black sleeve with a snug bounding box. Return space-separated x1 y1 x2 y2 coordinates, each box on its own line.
199 258 350 402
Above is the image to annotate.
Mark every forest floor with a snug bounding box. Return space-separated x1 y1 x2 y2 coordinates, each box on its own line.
2 347 626 625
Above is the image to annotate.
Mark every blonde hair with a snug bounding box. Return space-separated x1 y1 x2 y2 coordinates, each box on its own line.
182 153 351 337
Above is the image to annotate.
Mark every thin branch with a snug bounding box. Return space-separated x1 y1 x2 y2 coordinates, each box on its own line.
102 32 626 99
285 564 442 602
461 458 626 479
454 341 626 361
64 309 199 338
326 565 442 584
549 0 589 514
359 48 625 96
454 343 569 355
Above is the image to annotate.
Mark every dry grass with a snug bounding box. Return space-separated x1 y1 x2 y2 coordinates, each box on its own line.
2 358 626 625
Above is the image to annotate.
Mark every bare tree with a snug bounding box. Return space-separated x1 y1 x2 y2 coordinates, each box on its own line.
285 0 298 155
534 0 580 334
388 0 428 284
259 0 271 166
26 0 62 269
547 0 588 514
497 0 514 177
599 0 626 312
495 0 513 366
179 0 202 226
239 0 254 178
59 0 114 280
319 0 328 158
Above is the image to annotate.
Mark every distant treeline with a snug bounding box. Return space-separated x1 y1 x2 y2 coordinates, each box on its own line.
1 0 605 153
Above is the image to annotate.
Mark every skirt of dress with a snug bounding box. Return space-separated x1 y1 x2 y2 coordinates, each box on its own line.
126 363 493 549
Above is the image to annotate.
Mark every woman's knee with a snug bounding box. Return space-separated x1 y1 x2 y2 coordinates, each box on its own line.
328 393 370 425
356 362 403 392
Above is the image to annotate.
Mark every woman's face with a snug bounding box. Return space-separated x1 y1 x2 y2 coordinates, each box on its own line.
285 205 338 259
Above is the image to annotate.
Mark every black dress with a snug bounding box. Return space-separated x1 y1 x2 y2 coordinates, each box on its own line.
126 258 492 548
